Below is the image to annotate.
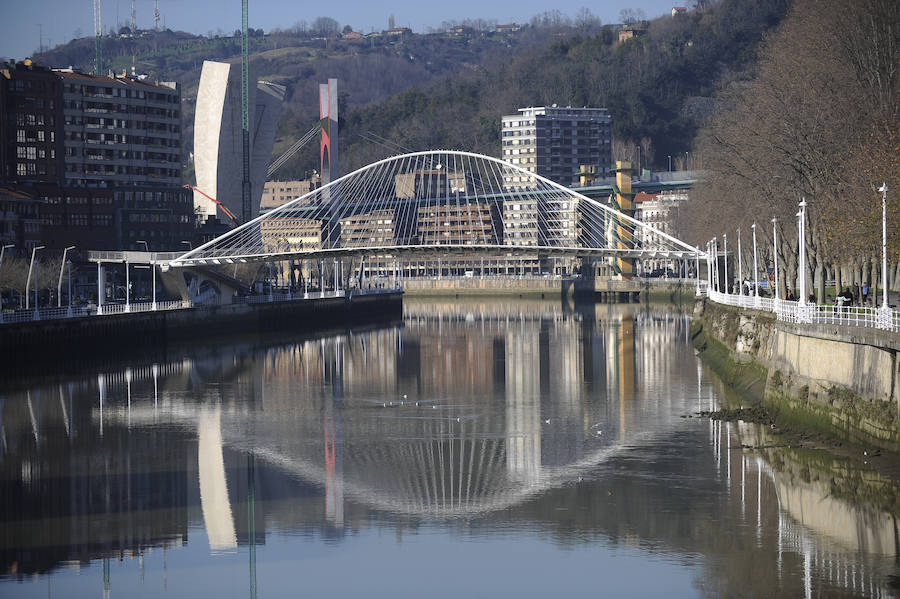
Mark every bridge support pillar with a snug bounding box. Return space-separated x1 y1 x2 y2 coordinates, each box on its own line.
614 161 635 280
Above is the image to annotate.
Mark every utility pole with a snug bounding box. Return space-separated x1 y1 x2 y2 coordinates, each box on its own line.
241 0 251 224
93 0 103 75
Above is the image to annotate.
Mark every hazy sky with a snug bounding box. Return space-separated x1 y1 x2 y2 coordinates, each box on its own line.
2 0 678 61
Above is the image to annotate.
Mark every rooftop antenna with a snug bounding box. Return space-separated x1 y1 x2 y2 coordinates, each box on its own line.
154 0 160 31
93 0 103 75
37 23 43 55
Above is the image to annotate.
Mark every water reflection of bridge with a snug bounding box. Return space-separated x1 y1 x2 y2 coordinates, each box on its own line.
2 304 898 598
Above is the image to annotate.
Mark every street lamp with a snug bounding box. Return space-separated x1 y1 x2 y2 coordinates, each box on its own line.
695 246 701 296
26 245 45 312
712 237 719 292
879 183 889 309
772 218 779 303
57 246 75 307
66 259 73 316
797 199 807 305
751 223 759 300
737 228 742 297
0 244 13 319
668 155 672 172
723 233 728 294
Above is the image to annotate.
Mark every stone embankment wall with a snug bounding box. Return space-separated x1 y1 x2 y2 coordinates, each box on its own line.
1 292 402 379
402 278 572 297
694 300 900 451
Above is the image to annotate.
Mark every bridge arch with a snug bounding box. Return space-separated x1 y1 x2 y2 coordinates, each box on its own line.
171 150 703 268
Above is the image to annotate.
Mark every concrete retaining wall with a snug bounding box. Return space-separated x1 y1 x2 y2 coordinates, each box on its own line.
1 292 402 378
695 300 900 451
402 278 572 297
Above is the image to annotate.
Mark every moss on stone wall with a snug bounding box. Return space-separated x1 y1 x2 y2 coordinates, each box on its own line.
693 300 900 454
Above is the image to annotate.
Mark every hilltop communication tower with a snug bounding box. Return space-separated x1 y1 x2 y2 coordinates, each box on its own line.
154 0 160 31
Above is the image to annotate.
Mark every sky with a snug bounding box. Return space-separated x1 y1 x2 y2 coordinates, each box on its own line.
2 0 679 61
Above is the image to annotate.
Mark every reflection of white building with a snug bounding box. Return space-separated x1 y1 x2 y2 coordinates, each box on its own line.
505 328 542 481
193 61 285 222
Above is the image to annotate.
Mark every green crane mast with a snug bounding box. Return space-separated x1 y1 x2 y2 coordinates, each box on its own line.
240 0 251 224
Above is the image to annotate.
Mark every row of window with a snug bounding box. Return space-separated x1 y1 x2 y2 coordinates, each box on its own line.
66 83 177 104
16 146 55 160
16 129 56 143
16 162 54 176
12 113 55 126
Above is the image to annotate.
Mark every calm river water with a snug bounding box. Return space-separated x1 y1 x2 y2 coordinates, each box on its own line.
2 298 900 598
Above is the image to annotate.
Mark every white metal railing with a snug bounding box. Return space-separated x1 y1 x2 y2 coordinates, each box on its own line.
0 287 398 326
705 287 899 332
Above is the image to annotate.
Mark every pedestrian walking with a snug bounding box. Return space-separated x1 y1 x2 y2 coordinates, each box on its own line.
862 281 869 307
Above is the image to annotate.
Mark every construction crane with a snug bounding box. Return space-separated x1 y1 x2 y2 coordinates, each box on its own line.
266 124 321 178
183 185 239 224
240 0 251 223
93 0 103 75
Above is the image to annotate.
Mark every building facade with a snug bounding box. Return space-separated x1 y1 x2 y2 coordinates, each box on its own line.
260 177 319 214
501 106 612 188
0 60 193 251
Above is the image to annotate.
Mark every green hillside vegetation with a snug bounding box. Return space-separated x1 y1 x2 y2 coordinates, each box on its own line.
33 0 789 180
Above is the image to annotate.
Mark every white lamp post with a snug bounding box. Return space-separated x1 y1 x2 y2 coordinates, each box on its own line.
151 257 157 310
0 244 13 321
66 259 73 316
58 246 75 307
712 237 718 292
695 246 701 296
723 233 728 295
880 183 889 309
751 223 759 302
877 183 892 328
737 228 742 297
26 245 45 312
772 218 779 305
797 199 808 305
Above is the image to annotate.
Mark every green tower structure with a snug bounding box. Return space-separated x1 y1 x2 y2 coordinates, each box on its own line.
240 0 251 224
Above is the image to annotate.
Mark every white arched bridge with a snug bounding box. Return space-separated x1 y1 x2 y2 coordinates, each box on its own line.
169 150 703 269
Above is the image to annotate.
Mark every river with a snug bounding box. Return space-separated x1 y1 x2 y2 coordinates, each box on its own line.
2 297 899 598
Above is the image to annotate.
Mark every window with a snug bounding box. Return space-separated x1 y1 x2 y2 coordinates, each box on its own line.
26 147 36 160
17 147 26 159
37 131 44 142
17 163 26 175
16 129 25 142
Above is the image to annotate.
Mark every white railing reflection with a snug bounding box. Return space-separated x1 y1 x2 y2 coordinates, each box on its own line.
706 288 899 332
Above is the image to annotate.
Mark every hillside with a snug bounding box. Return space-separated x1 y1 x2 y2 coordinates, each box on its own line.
35 0 790 180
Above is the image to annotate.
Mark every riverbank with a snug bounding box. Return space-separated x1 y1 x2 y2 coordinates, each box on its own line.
692 299 900 453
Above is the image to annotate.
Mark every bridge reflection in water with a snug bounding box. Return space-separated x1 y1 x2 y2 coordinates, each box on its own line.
1 300 899 597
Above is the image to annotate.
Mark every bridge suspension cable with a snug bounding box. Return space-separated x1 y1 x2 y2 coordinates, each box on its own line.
266 124 321 178
170 150 702 267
